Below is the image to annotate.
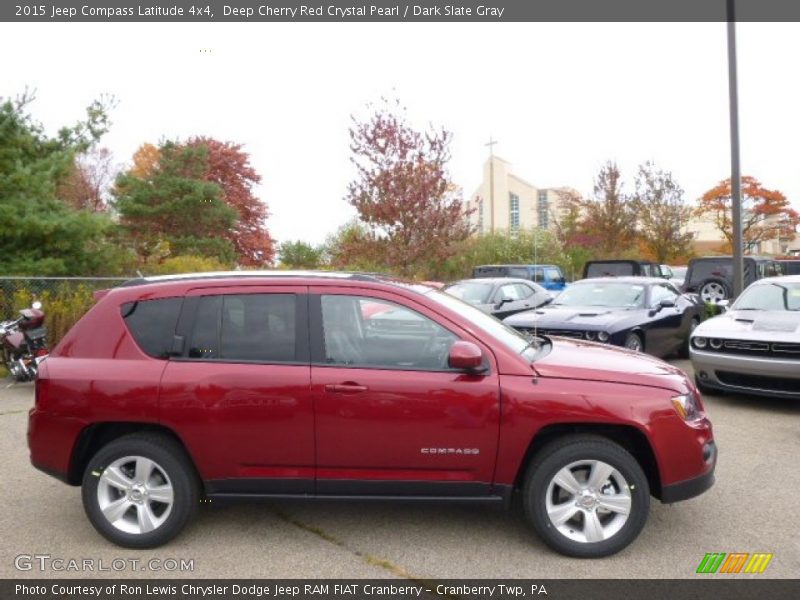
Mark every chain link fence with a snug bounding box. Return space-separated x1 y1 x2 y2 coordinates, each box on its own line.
1 277 131 346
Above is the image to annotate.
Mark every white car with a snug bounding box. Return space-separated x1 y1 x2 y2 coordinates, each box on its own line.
689 275 800 399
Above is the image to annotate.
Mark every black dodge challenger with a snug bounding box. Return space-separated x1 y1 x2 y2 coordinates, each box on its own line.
503 277 704 358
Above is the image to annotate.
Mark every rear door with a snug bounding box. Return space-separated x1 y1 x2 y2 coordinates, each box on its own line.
309 287 501 497
159 285 314 493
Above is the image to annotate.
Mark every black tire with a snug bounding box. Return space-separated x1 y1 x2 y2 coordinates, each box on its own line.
82 433 199 548
623 332 644 353
522 435 650 558
679 318 700 359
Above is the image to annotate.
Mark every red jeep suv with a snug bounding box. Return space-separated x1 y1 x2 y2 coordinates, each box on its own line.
28 272 716 557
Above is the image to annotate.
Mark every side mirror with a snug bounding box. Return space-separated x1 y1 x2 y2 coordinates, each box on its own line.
448 341 485 372
495 296 512 308
659 298 676 308
717 299 730 311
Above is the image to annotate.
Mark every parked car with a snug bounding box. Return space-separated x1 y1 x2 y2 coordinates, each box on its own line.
690 275 800 399
443 278 552 319
29 271 715 557
582 260 665 279
662 265 688 290
777 259 800 276
504 277 703 358
472 264 566 292
684 256 783 303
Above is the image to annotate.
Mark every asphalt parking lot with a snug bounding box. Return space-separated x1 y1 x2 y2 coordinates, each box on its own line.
1 359 798 580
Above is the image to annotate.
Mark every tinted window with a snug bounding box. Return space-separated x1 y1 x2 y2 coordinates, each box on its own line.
585 262 635 277
781 261 800 275
473 267 505 278
507 267 530 279
188 294 297 362
123 297 183 358
321 295 458 370
690 260 732 282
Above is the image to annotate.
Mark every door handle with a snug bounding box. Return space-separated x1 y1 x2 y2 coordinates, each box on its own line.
325 383 369 394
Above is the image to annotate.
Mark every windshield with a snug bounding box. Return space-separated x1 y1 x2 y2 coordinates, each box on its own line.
553 282 646 308
427 289 542 360
444 282 493 304
733 282 800 311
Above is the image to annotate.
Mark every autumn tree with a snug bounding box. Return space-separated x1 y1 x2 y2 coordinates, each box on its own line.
697 176 799 252
113 142 238 263
633 162 695 262
58 146 118 212
130 143 160 178
581 162 638 255
345 99 473 276
186 137 275 266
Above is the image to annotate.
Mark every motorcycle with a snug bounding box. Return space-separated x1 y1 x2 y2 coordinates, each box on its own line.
0 301 49 382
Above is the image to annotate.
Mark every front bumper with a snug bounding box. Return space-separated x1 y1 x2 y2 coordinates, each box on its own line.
661 440 716 503
690 348 800 399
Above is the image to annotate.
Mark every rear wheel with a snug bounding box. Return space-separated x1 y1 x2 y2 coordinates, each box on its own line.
82 433 198 548
522 435 650 558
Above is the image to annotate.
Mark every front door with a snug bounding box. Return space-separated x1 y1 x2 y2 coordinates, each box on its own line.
309 288 501 497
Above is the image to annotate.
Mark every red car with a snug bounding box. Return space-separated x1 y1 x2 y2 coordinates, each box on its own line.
28 272 716 557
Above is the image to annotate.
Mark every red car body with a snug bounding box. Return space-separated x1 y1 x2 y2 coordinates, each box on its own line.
28 272 715 552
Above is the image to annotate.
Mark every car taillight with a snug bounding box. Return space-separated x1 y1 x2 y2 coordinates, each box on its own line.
35 348 48 357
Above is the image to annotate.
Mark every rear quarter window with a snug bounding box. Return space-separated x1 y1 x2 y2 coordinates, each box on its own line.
121 297 183 358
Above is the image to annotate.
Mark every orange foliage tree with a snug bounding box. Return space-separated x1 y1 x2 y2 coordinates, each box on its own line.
697 176 799 253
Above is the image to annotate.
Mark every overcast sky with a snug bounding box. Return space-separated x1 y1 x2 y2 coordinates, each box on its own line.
1 22 798 245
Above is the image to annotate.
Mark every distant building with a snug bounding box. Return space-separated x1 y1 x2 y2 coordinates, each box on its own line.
466 156 572 234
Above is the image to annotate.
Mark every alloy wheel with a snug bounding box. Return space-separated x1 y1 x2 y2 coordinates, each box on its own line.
97 456 174 535
700 282 727 303
545 459 631 544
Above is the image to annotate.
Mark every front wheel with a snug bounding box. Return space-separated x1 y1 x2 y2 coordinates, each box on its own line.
523 435 650 558
82 433 199 548
623 332 644 353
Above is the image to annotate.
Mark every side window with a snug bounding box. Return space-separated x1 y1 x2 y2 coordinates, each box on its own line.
321 295 458 370
532 268 544 282
508 267 529 279
496 284 523 302
188 294 297 363
649 285 678 308
514 283 535 299
122 297 183 359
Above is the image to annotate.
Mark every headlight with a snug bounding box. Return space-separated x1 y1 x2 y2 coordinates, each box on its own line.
693 336 707 349
598 331 609 342
710 338 723 349
672 393 702 421
585 331 596 341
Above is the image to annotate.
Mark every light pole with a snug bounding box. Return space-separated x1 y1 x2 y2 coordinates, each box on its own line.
727 0 744 296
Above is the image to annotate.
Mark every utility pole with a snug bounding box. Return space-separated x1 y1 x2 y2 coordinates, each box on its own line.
727 0 744 296
485 136 498 232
